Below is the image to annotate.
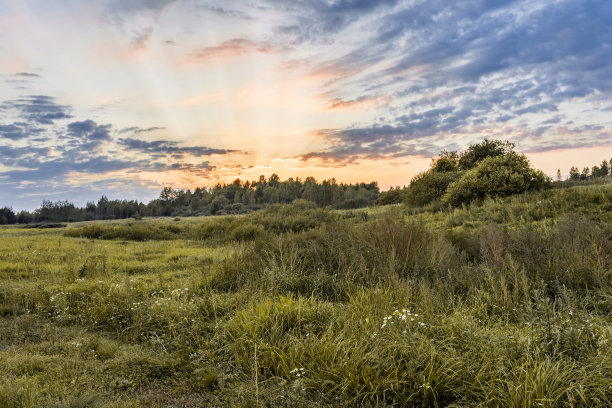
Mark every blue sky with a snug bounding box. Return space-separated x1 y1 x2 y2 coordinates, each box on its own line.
1 0 611 210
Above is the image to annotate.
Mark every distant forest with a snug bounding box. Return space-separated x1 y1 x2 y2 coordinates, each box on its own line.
0 176 379 224
1 140 611 225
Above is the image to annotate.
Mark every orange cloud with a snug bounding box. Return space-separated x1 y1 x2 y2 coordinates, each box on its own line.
188 38 272 63
326 95 391 111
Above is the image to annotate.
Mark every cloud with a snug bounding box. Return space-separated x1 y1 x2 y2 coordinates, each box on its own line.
0 144 50 160
105 0 178 49
168 161 215 171
119 126 166 134
15 72 40 78
67 120 112 143
107 0 177 14
326 95 391 111
197 4 252 20
191 38 273 62
131 27 153 50
0 123 37 140
301 111 612 164
0 90 238 210
2 95 71 125
118 137 237 157
1 157 145 186
292 0 611 165
338 0 611 96
270 0 401 44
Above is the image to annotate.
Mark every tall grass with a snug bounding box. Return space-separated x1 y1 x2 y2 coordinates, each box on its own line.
1 184 611 406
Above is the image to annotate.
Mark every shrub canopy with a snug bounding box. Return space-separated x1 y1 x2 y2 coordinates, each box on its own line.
443 152 551 206
404 140 551 207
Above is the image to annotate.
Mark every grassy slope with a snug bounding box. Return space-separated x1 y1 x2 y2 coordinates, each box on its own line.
0 183 611 407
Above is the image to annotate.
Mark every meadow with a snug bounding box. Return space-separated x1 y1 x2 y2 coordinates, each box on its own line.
1 185 611 407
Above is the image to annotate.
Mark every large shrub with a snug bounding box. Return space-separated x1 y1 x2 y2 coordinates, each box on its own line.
458 139 515 170
374 187 405 205
443 153 551 206
403 139 522 208
405 171 463 207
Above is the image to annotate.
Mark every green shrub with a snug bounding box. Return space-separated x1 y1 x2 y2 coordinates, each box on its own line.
405 170 462 207
444 153 552 206
374 188 405 205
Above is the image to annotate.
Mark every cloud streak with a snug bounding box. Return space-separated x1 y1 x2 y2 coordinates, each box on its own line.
326 95 391 111
118 137 238 157
190 38 273 62
2 95 71 124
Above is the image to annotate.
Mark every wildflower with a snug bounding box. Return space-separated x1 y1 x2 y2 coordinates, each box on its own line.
289 368 306 377
419 382 431 390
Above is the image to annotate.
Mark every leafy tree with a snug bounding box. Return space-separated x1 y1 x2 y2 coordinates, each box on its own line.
210 196 230 215
569 166 580 181
581 167 590 180
593 160 609 178
16 211 33 224
374 187 405 205
35 200 78 222
0 207 16 224
601 160 610 177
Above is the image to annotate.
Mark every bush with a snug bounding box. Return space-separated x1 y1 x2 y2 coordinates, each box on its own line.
405 171 462 207
374 188 405 205
458 139 515 170
444 153 551 206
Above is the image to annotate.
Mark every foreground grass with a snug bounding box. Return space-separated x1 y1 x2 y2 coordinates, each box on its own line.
1 185 611 407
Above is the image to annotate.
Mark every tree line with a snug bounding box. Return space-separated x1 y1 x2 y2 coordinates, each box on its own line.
3 140 610 225
0 175 379 224
564 159 611 181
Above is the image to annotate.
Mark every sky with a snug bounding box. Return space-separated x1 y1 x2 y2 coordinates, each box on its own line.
1 0 611 210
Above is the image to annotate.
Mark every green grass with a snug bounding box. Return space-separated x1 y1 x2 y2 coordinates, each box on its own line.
1 184 611 406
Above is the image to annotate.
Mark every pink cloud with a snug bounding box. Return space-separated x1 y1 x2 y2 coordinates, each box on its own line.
326 95 391 111
191 38 272 62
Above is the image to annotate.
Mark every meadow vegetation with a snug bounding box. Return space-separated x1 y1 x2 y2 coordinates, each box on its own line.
1 178 611 407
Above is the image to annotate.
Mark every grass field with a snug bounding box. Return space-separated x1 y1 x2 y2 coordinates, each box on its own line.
1 186 611 407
